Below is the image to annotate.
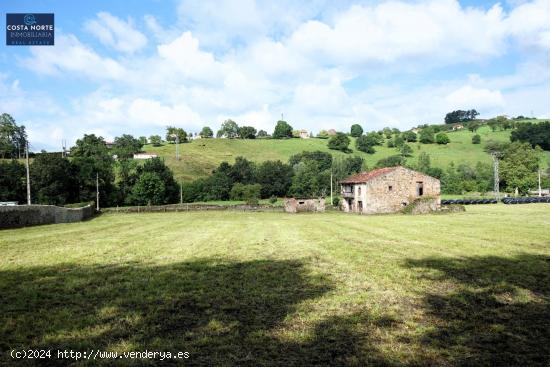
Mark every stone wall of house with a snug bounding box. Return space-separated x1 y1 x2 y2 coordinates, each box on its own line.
364 167 440 214
284 198 325 213
0 204 95 229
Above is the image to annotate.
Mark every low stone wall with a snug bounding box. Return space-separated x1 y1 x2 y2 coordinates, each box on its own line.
102 203 283 213
401 197 440 215
0 204 95 229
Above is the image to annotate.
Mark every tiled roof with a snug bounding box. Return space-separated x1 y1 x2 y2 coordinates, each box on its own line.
340 166 399 184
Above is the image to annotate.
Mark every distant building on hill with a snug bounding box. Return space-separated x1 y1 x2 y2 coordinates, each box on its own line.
452 124 464 130
105 141 115 149
340 166 440 214
133 153 158 160
298 129 309 139
327 129 337 136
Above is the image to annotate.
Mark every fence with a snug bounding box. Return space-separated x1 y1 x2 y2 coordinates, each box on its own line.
0 204 95 229
102 203 284 213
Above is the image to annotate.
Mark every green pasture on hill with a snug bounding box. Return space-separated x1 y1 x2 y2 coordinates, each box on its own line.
144 125 550 182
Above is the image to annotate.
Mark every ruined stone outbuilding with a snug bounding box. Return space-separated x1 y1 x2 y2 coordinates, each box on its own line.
284 198 325 213
340 166 440 214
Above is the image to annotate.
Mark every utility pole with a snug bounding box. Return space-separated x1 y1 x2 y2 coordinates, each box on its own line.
96 172 100 211
180 181 183 204
491 152 500 200
330 169 333 207
538 169 542 197
25 141 31 205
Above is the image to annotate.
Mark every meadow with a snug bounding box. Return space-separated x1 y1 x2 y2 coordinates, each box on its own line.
1 205 549 366
143 124 550 182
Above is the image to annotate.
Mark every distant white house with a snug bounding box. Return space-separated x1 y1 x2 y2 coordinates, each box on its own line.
298 129 310 139
133 153 158 160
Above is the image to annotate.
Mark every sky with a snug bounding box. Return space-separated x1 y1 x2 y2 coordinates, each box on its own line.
1 0 550 151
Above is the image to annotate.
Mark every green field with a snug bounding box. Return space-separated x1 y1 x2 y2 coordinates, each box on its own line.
144 124 550 182
1 205 549 365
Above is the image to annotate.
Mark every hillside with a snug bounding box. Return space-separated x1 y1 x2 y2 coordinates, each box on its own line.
144 124 550 182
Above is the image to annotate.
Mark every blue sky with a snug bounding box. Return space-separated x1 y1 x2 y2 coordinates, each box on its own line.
1 0 550 150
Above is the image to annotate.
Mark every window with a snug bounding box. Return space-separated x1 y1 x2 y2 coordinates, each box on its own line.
416 182 424 196
343 185 353 193
388 185 393 192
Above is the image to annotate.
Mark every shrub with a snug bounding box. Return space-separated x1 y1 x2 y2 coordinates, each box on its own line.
350 124 363 137
230 183 262 202
356 135 375 153
436 133 450 145
472 134 481 144
328 133 351 152
269 196 277 204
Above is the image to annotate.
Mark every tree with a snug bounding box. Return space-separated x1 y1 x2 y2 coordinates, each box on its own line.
436 132 450 145
230 183 261 203
445 109 479 124
289 151 332 171
331 156 364 183
138 136 148 145
113 134 143 159
375 155 405 168
200 126 213 138
350 124 363 137
70 134 116 206
255 160 293 198
0 160 25 202
328 132 351 152
472 134 481 144
134 157 179 204
0 113 27 159
316 130 329 139
500 142 541 194
382 127 393 139
355 135 375 154
217 119 239 138
510 121 550 150
165 126 187 143
272 120 293 139
400 143 413 156
30 154 78 205
419 129 435 144
402 131 417 142
257 130 269 138
128 172 166 206
149 135 162 147
467 121 481 133
237 126 257 139
229 157 256 184
289 160 330 197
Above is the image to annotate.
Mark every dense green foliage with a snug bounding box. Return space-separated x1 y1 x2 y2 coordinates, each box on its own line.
0 113 27 159
200 126 214 138
0 160 25 202
165 126 187 143
30 154 77 205
272 120 293 139
237 126 257 139
435 133 450 145
350 124 363 137
327 133 351 152
445 109 479 124
113 134 143 159
356 135 375 153
217 119 240 138
472 134 481 144
510 121 550 150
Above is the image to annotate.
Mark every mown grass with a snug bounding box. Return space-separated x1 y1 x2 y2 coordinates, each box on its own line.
1 205 549 366
143 124 550 182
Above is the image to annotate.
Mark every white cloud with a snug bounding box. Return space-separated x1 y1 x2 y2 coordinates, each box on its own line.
445 85 505 110
84 12 147 53
22 34 126 80
288 0 507 66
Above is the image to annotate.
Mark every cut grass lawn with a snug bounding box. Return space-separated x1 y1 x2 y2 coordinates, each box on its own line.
1 205 549 366
143 124 550 182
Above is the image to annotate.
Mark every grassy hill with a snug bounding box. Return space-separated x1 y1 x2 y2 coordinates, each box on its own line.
143 123 550 182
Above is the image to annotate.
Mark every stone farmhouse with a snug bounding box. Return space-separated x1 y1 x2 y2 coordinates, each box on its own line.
340 166 440 214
